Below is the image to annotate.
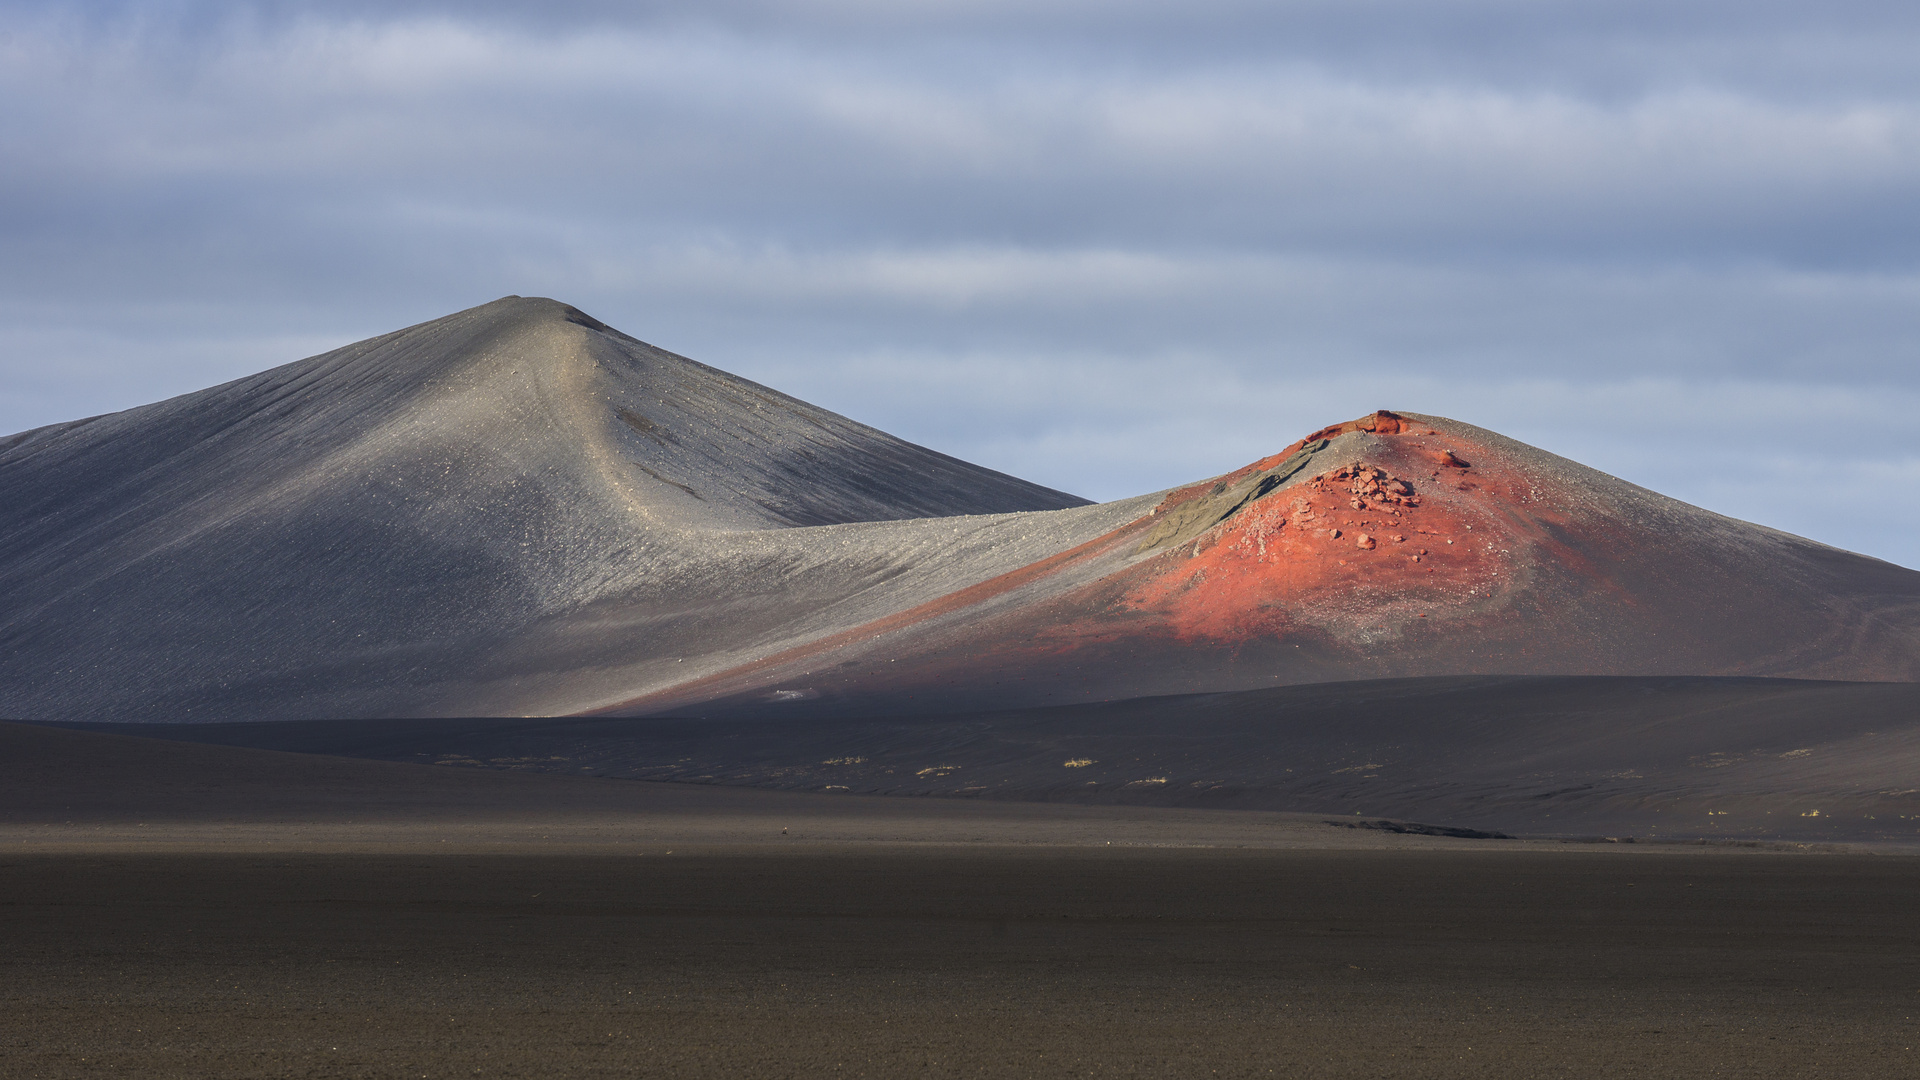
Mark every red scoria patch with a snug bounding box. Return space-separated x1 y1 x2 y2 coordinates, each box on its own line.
1117 421 1575 643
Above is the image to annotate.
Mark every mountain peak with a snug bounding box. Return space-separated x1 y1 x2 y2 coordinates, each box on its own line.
6 311 1919 725
611 408 1920 721
0 299 1096 721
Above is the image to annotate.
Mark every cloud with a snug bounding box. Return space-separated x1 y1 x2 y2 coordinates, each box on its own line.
3 1 1919 565
10 12 1920 258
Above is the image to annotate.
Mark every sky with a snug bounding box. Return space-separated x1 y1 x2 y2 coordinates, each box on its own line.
4 1 1919 567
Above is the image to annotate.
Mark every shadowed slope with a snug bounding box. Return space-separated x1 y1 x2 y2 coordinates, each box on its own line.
56 676 1920 842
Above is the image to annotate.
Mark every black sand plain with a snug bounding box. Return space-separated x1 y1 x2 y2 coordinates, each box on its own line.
6 722 1919 1079
65 674 1920 844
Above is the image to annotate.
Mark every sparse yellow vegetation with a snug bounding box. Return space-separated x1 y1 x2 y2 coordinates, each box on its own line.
1062 758 1094 768
821 757 867 765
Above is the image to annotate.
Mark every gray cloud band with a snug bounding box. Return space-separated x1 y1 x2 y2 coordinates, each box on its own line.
3 1 1917 565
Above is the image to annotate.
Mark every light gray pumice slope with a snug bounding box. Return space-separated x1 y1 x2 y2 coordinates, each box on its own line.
0 297 1112 721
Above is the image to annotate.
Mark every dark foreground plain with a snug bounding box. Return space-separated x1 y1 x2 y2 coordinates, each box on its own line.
5 723 1919 1078
9 849 1920 1079
66 675 1920 843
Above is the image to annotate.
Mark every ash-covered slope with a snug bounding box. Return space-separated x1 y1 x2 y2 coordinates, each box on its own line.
6 296 1918 728
0 297 1098 721
621 411 1920 719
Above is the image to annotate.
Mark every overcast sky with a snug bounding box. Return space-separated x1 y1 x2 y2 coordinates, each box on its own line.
5 0 1919 566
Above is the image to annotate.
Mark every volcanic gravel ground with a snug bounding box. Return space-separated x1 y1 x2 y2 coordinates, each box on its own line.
83 675 1920 843
4 848 1918 1079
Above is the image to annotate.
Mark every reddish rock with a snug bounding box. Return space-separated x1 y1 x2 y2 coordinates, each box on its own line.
1356 410 1406 435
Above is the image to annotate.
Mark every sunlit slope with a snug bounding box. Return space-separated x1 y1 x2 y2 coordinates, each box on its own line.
0 297 1101 721
6 294 1916 727
623 411 1920 719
